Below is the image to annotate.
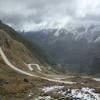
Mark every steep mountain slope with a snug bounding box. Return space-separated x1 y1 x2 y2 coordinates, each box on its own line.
23 24 100 76
0 21 58 98
0 20 55 66
0 21 49 74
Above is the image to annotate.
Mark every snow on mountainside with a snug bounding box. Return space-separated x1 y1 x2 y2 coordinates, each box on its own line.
52 23 100 43
24 21 100 43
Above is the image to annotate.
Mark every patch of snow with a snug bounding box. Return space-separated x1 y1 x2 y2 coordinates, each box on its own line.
28 92 33 97
41 86 100 100
67 87 100 100
93 78 100 82
42 85 64 93
36 96 51 100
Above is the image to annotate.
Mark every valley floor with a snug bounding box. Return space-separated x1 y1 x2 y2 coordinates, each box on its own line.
0 47 100 99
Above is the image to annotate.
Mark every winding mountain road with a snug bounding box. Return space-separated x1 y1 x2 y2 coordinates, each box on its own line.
26 63 42 71
0 47 78 84
0 47 36 77
0 47 100 84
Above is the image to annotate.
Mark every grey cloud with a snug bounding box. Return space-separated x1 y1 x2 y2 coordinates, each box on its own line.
0 0 100 31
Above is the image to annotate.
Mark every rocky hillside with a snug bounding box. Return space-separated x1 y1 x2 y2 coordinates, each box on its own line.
0 21 50 74
0 21 56 99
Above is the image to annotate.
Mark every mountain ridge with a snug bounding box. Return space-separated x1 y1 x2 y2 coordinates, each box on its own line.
23 24 100 76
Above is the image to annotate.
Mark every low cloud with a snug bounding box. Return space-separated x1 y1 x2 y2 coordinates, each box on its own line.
0 0 100 31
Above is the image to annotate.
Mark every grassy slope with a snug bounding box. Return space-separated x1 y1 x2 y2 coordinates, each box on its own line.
0 21 51 96
0 21 54 66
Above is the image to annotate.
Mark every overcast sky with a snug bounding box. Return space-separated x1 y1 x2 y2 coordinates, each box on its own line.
0 0 100 31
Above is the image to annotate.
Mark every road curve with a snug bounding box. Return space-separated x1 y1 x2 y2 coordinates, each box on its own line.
0 47 36 77
0 47 76 84
26 63 42 71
